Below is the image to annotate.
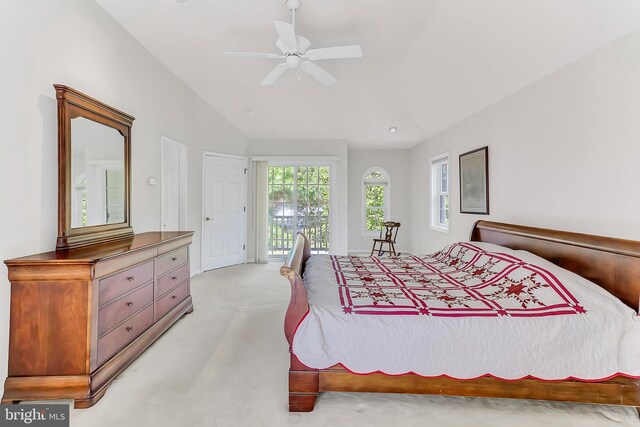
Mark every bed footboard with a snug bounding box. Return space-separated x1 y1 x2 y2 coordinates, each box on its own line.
281 233 318 411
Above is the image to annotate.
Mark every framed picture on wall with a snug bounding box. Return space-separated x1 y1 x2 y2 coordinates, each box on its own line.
459 146 489 214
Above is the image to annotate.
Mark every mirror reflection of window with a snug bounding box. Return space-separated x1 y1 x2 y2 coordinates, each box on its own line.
105 168 125 224
73 175 87 228
71 117 125 228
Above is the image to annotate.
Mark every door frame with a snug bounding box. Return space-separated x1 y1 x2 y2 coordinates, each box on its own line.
201 151 248 271
161 136 188 231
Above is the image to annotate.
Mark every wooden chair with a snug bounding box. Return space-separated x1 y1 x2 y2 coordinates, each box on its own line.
370 221 401 256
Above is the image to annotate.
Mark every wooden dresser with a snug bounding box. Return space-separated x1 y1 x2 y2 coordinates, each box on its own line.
2 231 194 408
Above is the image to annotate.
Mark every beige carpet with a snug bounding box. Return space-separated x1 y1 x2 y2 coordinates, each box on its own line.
70 262 640 427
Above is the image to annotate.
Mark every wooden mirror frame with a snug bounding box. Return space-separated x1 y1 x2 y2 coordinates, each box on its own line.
55 84 135 250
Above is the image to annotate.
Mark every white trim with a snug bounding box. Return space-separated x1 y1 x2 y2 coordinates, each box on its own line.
190 269 202 278
329 163 338 254
431 152 450 163
201 152 249 271
430 224 451 234
204 151 247 161
361 166 391 236
201 154 206 272
251 155 341 163
161 136 188 232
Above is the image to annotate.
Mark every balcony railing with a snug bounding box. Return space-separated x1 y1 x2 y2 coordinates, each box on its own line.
268 215 329 257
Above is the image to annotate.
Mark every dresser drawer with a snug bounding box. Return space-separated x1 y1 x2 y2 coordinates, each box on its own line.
156 263 190 299
99 261 154 306
97 305 154 366
98 283 154 336
156 247 188 277
156 281 190 320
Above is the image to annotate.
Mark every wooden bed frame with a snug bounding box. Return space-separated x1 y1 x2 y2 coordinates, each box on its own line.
280 220 640 413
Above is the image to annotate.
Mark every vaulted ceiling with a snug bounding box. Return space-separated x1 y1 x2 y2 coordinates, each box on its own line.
96 0 640 148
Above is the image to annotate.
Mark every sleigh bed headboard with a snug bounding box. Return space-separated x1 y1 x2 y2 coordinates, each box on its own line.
470 221 640 312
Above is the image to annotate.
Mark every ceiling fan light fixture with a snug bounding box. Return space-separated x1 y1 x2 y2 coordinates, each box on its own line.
287 55 301 68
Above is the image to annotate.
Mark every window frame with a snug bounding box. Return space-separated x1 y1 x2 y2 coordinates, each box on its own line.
430 153 450 233
361 166 391 236
267 163 335 258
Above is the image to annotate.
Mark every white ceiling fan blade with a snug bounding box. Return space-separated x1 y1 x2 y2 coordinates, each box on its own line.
297 35 311 54
300 61 337 87
223 52 283 59
304 45 363 61
261 63 289 86
274 21 298 53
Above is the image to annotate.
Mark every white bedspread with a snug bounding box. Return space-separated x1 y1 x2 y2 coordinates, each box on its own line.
292 242 640 380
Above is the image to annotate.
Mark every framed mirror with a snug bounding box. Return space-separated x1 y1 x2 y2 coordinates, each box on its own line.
55 85 135 250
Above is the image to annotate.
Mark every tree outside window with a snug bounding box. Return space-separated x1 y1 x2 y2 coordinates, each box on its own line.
362 167 390 234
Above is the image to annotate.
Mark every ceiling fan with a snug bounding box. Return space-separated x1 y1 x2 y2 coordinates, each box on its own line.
223 0 363 87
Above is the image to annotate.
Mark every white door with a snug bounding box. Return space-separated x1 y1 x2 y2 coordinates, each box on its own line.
202 154 247 270
161 137 188 231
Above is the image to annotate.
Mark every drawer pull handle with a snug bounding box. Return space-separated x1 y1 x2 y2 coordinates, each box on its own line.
127 276 135 282
172 257 178 262
172 276 178 281
126 326 133 333
171 295 177 300
126 301 134 307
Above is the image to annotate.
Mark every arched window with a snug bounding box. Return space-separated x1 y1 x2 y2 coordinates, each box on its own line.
362 167 390 234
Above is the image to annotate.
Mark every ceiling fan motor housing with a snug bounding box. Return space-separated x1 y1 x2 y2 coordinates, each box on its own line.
286 0 301 12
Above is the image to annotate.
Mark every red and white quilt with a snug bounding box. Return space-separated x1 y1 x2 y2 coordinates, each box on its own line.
332 243 585 317
293 241 640 379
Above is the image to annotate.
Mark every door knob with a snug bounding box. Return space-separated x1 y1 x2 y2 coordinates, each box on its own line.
205 217 212 221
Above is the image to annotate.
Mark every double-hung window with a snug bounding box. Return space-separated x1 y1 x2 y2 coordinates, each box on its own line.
431 154 450 232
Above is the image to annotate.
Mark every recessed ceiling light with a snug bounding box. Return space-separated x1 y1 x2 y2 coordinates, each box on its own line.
388 126 398 133
174 0 186 3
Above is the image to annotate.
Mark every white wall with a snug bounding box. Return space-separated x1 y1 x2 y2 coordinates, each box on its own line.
248 140 349 256
0 0 249 394
410 29 640 255
347 150 412 253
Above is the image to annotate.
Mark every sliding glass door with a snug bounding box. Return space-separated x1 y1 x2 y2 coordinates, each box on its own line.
268 165 330 257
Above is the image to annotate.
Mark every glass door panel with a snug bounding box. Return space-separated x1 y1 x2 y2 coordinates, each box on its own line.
268 165 330 257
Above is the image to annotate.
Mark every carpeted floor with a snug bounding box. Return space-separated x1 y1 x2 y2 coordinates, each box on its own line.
70 262 640 427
